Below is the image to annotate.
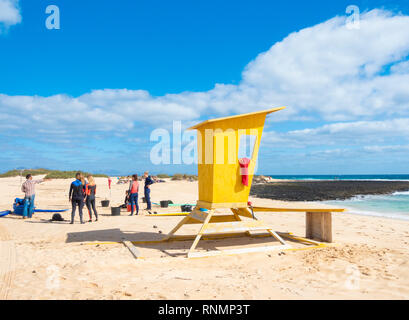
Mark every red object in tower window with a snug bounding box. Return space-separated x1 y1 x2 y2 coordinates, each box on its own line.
238 158 251 186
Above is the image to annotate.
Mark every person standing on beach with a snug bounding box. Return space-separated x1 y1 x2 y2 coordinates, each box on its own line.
69 172 86 224
21 174 50 219
85 175 98 222
128 174 139 216
143 171 155 211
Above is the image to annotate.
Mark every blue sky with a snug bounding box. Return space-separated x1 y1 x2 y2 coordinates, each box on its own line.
1 0 409 175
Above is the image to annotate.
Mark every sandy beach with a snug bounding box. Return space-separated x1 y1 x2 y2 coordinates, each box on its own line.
0 175 408 300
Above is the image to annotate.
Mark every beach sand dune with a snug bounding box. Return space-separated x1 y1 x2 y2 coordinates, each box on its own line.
0 176 408 299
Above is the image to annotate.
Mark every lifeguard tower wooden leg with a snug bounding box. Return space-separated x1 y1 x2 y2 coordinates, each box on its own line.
231 208 252 237
306 212 333 243
187 210 214 258
162 215 192 241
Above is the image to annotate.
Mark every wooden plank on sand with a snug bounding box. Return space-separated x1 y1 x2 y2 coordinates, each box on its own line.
122 241 141 259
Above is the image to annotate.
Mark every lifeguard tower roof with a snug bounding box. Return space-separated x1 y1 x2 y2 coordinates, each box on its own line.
188 107 285 130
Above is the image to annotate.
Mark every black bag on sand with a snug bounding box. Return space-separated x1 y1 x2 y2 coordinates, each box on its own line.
51 213 64 222
181 205 192 212
160 200 169 208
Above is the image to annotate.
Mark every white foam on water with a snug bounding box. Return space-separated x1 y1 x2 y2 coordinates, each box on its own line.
340 206 409 221
392 190 409 195
323 192 409 221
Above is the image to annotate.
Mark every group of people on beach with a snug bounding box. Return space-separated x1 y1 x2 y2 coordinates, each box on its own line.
125 172 155 216
20 171 155 224
68 171 155 224
69 173 99 224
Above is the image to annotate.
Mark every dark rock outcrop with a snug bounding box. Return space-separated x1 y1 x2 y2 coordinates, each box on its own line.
250 181 409 201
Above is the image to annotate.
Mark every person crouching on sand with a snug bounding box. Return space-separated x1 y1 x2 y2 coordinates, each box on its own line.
128 174 139 216
120 190 130 209
69 172 86 224
21 174 51 219
85 175 98 222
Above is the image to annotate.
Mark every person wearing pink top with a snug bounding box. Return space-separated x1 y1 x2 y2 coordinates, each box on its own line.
128 174 139 216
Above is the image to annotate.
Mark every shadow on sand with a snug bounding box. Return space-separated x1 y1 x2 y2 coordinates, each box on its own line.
66 228 164 243
65 228 287 257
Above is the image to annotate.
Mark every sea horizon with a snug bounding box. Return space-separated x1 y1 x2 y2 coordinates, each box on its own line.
267 174 409 181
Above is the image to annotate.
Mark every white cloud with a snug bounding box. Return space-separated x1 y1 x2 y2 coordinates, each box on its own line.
363 144 409 152
1 9 409 143
262 118 409 148
239 9 409 120
0 90 200 137
0 0 21 29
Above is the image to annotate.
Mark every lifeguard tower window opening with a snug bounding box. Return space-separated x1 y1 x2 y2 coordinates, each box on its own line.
238 135 257 160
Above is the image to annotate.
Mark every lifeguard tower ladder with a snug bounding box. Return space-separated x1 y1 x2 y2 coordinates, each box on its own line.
163 107 291 258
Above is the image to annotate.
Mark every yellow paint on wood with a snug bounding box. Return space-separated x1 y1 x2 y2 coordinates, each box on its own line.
190 107 285 206
188 244 291 258
231 207 254 218
202 220 268 234
253 206 345 213
146 213 189 216
189 208 209 222
188 107 285 130
196 201 249 209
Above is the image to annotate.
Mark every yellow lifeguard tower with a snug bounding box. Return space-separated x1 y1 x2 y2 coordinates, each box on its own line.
162 107 292 258
192 107 284 209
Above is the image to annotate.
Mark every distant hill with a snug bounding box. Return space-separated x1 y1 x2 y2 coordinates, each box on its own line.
44 171 109 179
0 169 108 179
0 168 51 178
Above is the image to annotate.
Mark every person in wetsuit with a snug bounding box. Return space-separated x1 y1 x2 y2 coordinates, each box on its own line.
143 171 155 211
85 175 98 222
128 174 139 216
69 172 86 224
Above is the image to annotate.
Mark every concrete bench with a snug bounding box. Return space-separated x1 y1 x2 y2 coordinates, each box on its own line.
252 207 345 243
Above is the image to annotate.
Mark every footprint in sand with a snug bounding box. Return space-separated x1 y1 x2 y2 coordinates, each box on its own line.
0 224 16 300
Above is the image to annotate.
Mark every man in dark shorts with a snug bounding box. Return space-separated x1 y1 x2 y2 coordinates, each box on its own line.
69 172 86 224
143 171 155 211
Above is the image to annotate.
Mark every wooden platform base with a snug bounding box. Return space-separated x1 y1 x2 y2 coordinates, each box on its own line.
306 212 333 243
162 204 290 258
252 206 344 243
188 244 290 258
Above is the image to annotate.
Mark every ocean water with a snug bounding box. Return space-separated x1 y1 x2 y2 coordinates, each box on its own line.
268 175 409 220
324 192 409 221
